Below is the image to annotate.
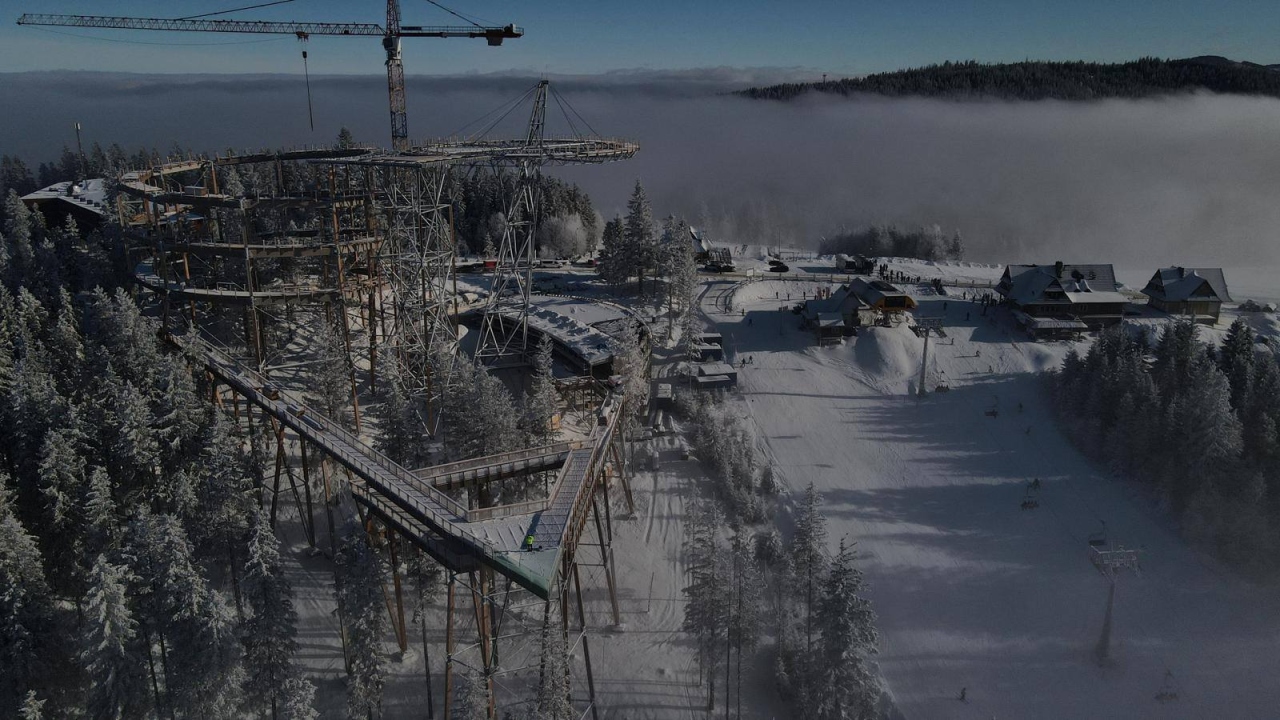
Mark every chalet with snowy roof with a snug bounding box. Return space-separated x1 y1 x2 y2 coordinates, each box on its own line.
996 262 1126 331
21 178 110 229
802 285 873 343
1140 267 1232 324
849 277 916 313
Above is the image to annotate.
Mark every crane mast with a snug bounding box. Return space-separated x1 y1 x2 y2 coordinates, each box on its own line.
16 2 522 151
384 1 409 151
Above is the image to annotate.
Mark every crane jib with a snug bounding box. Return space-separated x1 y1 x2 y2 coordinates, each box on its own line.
15 14 522 40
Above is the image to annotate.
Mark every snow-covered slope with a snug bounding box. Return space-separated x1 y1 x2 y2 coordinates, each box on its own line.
704 278 1280 720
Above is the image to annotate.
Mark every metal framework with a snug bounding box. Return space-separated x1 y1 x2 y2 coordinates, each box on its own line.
1089 536 1142 666
477 80 549 364
373 164 459 414
185 329 634 719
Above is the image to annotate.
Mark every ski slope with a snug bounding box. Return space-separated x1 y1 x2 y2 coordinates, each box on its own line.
705 276 1280 720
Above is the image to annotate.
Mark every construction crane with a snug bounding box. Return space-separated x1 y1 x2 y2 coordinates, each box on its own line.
17 2 523 152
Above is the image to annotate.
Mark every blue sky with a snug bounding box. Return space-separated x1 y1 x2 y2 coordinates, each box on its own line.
3 0 1278 76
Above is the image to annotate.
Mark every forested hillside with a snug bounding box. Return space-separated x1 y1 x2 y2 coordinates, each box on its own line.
0 135 603 717
1052 322 1280 568
740 56 1280 101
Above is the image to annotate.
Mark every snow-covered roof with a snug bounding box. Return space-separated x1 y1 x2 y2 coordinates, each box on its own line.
802 286 869 320
849 277 914 307
1013 310 1089 330
696 362 737 377
815 313 845 328
998 263 1124 306
21 178 110 218
1141 267 1232 303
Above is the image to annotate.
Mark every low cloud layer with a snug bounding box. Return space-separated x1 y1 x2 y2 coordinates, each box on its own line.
4 70 1279 265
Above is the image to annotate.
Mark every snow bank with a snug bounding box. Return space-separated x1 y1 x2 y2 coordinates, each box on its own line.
852 325 922 385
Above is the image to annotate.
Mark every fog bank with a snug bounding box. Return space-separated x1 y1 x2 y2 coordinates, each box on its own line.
3 71 1279 265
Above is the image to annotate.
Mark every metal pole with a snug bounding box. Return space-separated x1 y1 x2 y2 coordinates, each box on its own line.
73 121 87 179
572 562 600 720
1096 578 1115 665
917 327 930 397
444 573 456 720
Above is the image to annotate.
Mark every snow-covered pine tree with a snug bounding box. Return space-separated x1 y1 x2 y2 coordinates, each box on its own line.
790 483 828 658
532 615 572 720
149 354 205 470
30 236 63 310
453 670 489 720
660 216 697 336
1152 320 1200 400
334 522 389 719
0 480 61 717
106 379 161 507
308 318 354 427
36 423 90 597
188 411 254 593
596 216 628 291
278 676 319 720
404 547 441 714
624 182 660 297
681 500 729 709
612 322 649 441
123 511 245 719
524 334 558 447
84 466 118 554
17 691 45 720
1242 357 1280 479
242 509 315 720
729 533 764 719
948 230 965 261
43 291 84 398
1218 318 1255 413
1160 349 1243 514
82 554 153 720
5 353 72 493
814 538 879 720
3 190 34 291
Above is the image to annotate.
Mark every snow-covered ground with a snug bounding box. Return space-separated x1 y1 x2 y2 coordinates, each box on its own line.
271 262 1278 719
701 272 1280 719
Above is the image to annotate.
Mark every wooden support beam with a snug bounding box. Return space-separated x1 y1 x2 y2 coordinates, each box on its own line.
299 441 317 548
319 457 338 558
468 572 496 719
609 440 635 515
591 491 621 628
572 562 600 720
269 421 285 528
281 439 314 548
444 573 456 720
388 532 409 652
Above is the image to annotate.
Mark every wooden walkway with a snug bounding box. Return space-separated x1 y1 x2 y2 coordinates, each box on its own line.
180 333 620 598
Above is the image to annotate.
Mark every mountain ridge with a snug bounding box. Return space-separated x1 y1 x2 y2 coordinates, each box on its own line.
739 57 1280 101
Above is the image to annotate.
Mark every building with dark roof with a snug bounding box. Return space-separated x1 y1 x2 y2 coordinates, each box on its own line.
849 277 916 312
996 262 1127 328
1140 267 1232 324
21 178 110 229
